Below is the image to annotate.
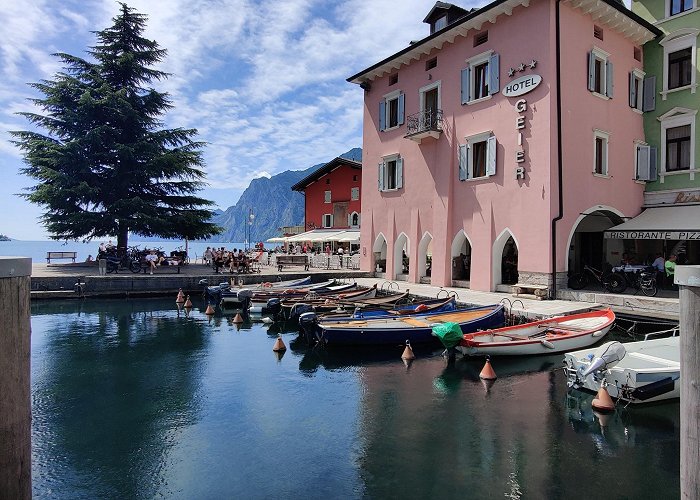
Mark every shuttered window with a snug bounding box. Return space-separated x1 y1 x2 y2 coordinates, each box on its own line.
458 133 497 180
378 156 404 192
461 52 500 105
379 91 405 131
587 48 613 98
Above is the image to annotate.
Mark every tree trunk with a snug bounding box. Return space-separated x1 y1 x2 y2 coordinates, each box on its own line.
117 223 129 252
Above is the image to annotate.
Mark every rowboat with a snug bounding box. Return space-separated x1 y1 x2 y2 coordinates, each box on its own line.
249 282 358 314
282 285 379 320
299 305 505 346
201 276 312 303
318 296 457 321
564 336 680 404
454 309 615 356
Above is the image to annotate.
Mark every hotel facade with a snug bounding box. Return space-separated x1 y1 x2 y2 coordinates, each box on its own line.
348 0 660 294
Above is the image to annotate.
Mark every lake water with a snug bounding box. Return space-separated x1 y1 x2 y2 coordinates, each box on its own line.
31 298 680 499
1 240 247 263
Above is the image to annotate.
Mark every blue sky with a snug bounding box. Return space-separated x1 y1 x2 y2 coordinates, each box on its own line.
1 0 484 240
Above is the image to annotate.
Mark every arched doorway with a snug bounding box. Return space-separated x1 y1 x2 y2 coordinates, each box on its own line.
566 208 625 273
493 229 519 287
417 232 433 281
372 233 388 273
393 233 409 279
450 230 472 284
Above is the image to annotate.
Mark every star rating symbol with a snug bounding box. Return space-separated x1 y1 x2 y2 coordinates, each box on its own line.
508 67 515 77
529 59 537 69
517 63 526 72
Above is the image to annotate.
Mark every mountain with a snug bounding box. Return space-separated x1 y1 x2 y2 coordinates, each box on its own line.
209 147 362 243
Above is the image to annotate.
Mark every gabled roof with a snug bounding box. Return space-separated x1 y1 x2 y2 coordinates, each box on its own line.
347 0 661 85
291 157 362 192
422 2 470 24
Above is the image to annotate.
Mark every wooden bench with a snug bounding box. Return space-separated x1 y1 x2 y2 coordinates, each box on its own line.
512 283 549 300
277 255 309 272
46 251 77 263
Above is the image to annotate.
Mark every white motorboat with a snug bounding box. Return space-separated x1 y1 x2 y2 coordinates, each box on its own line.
564 336 680 404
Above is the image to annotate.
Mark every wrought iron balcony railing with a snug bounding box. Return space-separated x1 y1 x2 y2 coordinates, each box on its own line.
405 109 443 138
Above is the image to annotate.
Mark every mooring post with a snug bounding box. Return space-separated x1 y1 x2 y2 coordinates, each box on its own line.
0 257 32 499
676 265 700 500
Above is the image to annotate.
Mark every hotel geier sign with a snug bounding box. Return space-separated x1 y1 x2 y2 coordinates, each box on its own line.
504 74 542 180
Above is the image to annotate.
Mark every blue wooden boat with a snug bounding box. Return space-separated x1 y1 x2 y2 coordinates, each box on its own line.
317 296 458 321
298 304 505 346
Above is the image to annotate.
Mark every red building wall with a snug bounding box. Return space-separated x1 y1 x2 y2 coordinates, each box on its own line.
304 165 362 230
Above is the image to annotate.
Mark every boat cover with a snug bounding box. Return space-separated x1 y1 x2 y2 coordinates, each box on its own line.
432 322 464 348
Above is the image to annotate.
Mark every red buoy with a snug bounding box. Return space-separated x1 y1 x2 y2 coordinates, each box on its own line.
479 357 497 380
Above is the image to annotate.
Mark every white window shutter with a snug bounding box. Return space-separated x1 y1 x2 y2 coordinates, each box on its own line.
649 147 658 181
347 214 352 227
458 144 468 181
587 52 596 92
461 67 470 104
396 158 404 189
378 162 385 191
642 76 656 111
629 72 636 108
486 136 497 176
489 53 500 95
636 144 650 180
606 60 614 98
329 214 334 227
398 93 405 125
379 100 386 131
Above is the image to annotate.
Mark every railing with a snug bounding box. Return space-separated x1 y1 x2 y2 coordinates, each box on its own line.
405 109 443 136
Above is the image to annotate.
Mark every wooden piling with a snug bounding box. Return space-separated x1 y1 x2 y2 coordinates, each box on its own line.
0 257 32 499
676 265 700 500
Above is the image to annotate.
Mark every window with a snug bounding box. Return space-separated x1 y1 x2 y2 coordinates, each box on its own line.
587 48 613 98
353 174 358 181
351 187 360 200
349 212 360 228
458 132 497 180
432 14 447 33
474 31 488 47
629 69 644 111
594 25 604 41
322 214 333 228
378 155 403 191
593 130 609 176
669 0 693 16
660 30 698 98
666 125 691 171
389 74 398 86
634 47 642 62
326 178 330 184
668 48 692 89
419 81 441 130
461 52 500 104
379 90 404 131
425 57 437 71
635 142 657 181
324 190 331 203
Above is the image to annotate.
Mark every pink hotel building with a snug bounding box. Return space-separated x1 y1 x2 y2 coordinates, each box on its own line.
348 0 661 295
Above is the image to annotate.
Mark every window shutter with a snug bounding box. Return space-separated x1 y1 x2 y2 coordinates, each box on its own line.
461 67 470 104
629 72 637 108
649 146 658 181
587 52 596 92
379 100 386 131
347 214 352 227
486 136 497 176
378 162 385 191
642 76 656 111
329 215 334 227
636 144 650 180
606 59 614 98
398 93 405 125
489 53 500 95
458 144 468 181
396 158 404 189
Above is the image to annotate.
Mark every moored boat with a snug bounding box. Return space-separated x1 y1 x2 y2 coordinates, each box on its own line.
249 282 358 314
454 309 615 356
299 304 505 346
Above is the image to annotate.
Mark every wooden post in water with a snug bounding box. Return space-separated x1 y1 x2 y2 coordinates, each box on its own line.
676 265 700 500
0 257 32 499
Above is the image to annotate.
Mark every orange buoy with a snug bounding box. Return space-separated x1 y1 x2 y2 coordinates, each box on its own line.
591 386 615 412
184 295 193 308
205 304 215 315
176 289 185 303
479 357 497 380
401 340 415 361
273 335 287 352
232 313 244 324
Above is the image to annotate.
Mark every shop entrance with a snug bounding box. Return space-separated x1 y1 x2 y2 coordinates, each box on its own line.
492 229 519 288
450 230 472 284
417 232 433 280
372 233 387 273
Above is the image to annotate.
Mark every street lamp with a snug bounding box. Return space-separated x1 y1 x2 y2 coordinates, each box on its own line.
247 209 255 251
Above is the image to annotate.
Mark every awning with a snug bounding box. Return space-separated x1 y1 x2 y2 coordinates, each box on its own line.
604 205 700 240
335 231 361 242
266 237 287 243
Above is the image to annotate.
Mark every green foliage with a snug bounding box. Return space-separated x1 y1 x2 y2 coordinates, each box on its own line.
11 3 221 247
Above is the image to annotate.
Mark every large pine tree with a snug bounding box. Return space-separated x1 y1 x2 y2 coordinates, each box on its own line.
12 3 220 249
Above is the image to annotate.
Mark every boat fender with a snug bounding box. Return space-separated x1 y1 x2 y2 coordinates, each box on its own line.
591 329 605 338
540 339 555 349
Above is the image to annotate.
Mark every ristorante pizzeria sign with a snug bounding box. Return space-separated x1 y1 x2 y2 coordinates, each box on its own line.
605 231 700 240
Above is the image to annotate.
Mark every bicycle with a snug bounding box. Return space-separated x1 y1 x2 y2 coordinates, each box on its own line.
613 266 658 297
567 264 626 293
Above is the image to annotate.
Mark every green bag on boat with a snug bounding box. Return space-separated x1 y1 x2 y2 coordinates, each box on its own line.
431 322 463 349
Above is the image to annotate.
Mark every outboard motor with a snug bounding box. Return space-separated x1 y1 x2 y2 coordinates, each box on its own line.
581 341 627 378
266 297 282 316
298 312 319 345
289 303 314 322
236 288 253 311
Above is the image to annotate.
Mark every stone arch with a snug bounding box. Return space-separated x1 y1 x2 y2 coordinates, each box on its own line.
450 230 472 282
417 231 433 280
565 206 626 273
393 232 410 279
372 232 388 272
492 228 520 288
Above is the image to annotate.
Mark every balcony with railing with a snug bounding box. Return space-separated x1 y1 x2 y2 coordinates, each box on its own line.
404 109 443 143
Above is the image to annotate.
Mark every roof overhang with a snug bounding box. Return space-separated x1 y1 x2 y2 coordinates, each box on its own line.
604 205 700 239
348 0 660 85
291 157 362 192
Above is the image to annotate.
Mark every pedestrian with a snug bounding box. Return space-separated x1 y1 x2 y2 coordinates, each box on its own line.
651 252 665 288
145 250 158 275
665 255 677 289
